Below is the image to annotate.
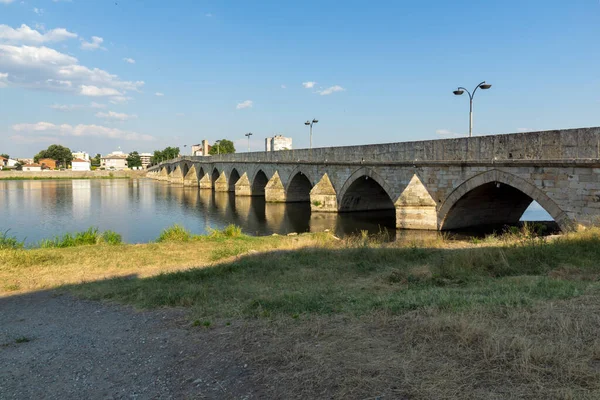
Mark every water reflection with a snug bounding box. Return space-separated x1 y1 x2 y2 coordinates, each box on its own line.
0 179 553 245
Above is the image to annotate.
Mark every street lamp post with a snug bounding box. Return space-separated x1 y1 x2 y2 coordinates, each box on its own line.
215 140 221 155
304 119 319 149
453 81 492 137
245 132 253 152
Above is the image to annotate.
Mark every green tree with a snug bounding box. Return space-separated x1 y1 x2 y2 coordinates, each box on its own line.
0 154 9 159
126 151 142 168
208 139 235 155
151 147 180 163
91 154 101 167
34 145 73 166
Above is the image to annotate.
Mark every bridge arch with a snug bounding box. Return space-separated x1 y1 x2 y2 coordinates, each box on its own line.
438 169 570 231
181 162 190 179
229 168 241 192
285 168 315 203
338 167 396 212
211 168 220 189
251 169 269 196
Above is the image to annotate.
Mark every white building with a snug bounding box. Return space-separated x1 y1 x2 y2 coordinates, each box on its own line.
72 151 90 162
191 140 212 156
72 158 91 171
22 163 42 171
140 153 152 168
0 157 19 170
265 135 293 151
101 151 128 170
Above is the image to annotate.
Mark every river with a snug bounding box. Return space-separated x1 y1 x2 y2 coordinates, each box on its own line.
0 179 554 245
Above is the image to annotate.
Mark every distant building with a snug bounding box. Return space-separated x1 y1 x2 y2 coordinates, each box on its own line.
0 156 6 169
72 151 90 162
265 135 293 152
39 158 58 170
101 151 128 170
22 163 42 171
140 153 152 168
17 158 34 165
72 158 91 171
191 140 212 156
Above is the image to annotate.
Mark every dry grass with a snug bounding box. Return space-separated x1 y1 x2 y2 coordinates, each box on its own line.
234 293 600 399
0 233 331 295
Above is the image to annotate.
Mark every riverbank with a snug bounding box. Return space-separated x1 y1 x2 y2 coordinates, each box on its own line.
0 170 146 180
2 227 600 398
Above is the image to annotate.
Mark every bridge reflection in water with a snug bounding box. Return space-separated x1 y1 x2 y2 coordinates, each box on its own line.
176 186 398 238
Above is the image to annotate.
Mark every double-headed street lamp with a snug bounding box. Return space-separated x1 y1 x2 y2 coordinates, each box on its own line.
304 119 318 149
245 132 253 152
453 81 492 137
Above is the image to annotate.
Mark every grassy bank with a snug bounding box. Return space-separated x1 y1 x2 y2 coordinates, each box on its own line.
2 226 600 398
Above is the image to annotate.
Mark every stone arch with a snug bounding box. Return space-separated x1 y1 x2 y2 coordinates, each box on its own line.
286 171 313 202
438 169 570 231
337 167 396 212
181 162 190 179
211 168 220 189
251 169 269 196
229 168 241 192
285 166 317 189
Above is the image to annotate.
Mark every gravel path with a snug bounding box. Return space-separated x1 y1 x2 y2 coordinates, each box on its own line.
0 291 254 399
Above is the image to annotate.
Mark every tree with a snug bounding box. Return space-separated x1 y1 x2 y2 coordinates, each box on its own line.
126 151 142 168
34 145 73 166
91 154 101 167
0 154 9 159
151 147 180 163
208 139 235 155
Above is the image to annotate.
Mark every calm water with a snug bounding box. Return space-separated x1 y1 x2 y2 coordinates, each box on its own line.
0 179 553 245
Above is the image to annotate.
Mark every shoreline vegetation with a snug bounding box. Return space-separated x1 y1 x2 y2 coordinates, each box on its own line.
2 224 600 397
0 170 143 180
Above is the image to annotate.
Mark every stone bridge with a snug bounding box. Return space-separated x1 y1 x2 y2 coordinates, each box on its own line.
147 127 600 231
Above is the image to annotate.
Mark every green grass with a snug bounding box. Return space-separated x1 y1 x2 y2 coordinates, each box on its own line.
38 227 122 248
0 230 24 250
66 229 600 319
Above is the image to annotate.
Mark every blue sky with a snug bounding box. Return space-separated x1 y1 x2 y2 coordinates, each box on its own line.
1 0 599 158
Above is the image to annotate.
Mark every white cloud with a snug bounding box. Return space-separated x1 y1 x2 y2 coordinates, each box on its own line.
33 8 44 15
302 81 316 89
0 24 77 44
317 85 345 96
281 84 286 89
80 85 121 97
12 121 154 141
123 57 135 64
236 100 253 110
109 96 133 104
95 111 137 121
205 13 213 17
49 102 107 111
155 92 164 96
0 72 7 88
0 0 15 4
0 43 144 95
80 36 105 51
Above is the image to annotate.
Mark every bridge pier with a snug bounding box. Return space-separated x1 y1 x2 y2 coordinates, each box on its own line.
199 173 212 189
309 174 338 213
394 175 438 230
214 172 229 192
234 173 252 196
265 172 287 202
183 166 199 187
170 166 184 185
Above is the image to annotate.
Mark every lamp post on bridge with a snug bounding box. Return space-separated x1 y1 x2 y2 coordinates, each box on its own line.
304 119 318 149
245 132 253 152
452 81 492 137
215 140 221 155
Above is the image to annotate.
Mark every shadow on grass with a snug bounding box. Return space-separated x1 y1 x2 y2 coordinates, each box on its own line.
62 232 600 320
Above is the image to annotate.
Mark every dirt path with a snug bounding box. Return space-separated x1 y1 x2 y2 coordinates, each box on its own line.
0 291 254 399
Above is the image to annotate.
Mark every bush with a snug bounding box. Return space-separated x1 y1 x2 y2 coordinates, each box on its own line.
209 224 243 238
39 227 101 248
157 224 191 242
101 230 122 245
0 230 24 249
